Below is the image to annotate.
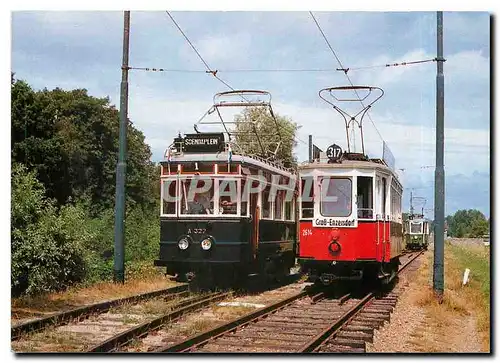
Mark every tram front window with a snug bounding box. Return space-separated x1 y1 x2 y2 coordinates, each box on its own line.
320 177 352 217
410 222 423 234
219 179 237 215
180 178 214 215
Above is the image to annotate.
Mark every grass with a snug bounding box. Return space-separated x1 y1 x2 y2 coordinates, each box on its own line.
113 294 188 316
12 327 87 353
410 241 490 352
11 264 178 322
447 241 490 350
159 299 259 343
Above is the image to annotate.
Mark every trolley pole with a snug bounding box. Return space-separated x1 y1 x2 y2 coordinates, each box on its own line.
433 11 445 299
410 190 414 215
308 135 313 162
114 11 131 284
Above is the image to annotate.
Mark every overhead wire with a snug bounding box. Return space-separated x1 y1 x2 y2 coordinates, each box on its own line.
165 11 242 96
162 11 308 149
309 11 385 144
128 59 436 74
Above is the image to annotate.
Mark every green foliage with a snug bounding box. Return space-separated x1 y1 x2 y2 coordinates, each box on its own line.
124 204 160 262
11 164 88 296
446 209 490 238
233 107 299 167
11 78 163 296
11 79 158 213
11 164 161 295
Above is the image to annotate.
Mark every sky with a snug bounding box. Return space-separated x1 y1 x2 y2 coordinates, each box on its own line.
10 11 491 218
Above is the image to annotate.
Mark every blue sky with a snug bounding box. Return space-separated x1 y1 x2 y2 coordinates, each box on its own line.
11 11 491 218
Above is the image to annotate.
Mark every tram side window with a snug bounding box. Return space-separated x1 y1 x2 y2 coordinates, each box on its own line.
382 177 387 216
320 177 352 217
357 176 373 219
180 178 214 215
262 185 272 219
285 197 294 221
219 179 237 215
162 179 177 215
240 179 248 216
274 190 284 220
301 177 314 218
390 182 402 222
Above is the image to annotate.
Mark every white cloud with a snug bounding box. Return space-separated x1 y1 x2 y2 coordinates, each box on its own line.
192 33 252 66
446 49 490 81
17 11 122 39
444 12 490 44
353 48 489 89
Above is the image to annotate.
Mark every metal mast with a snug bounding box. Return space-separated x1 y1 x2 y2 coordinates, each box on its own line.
114 11 130 283
433 11 445 299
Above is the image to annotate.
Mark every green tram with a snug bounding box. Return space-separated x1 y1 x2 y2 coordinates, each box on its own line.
404 215 430 250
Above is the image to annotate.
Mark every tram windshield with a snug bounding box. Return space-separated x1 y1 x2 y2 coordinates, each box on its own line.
319 177 352 217
180 178 215 215
410 222 423 234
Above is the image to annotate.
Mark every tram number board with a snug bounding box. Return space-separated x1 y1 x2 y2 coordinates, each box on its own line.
313 218 356 228
183 133 224 153
326 144 342 161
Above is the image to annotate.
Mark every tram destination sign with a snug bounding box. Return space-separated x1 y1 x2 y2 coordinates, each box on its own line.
183 133 224 153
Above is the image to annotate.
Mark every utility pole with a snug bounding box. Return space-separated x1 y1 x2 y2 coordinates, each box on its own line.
114 11 130 284
433 11 445 300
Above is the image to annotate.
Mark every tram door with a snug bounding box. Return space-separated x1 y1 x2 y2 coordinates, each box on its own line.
375 176 387 262
250 193 259 261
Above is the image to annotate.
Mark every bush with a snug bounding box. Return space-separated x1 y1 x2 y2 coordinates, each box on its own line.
124 204 160 263
11 164 88 296
11 163 162 296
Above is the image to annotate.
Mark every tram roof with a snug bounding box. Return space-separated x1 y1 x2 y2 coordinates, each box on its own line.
161 152 296 177
299 159 394 174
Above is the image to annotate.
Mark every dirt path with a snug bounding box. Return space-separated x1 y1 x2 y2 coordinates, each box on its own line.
367 249 485 353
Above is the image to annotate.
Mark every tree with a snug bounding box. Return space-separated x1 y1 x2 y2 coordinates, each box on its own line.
446 209 489 238
11 79 158 213
233 107 299 167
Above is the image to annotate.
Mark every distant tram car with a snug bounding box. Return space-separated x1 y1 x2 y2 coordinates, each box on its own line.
298 86 404 284
404 215 430 250
154 90 297 286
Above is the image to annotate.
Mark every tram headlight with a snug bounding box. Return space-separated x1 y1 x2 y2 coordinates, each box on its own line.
200 238 213 251
178 238 190 250
328 241 341 254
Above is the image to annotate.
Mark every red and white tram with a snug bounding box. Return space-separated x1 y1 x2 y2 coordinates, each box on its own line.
298 86 404 284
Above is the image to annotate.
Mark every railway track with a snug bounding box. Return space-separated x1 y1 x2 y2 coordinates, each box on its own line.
13 271 307 352
89 291 230 352
11 284 188 340
156 251 425 353
12 289 229 353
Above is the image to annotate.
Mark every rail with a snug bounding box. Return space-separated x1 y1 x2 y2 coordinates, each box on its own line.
11 284 188 340
155 250 424 353
89 291 231 352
